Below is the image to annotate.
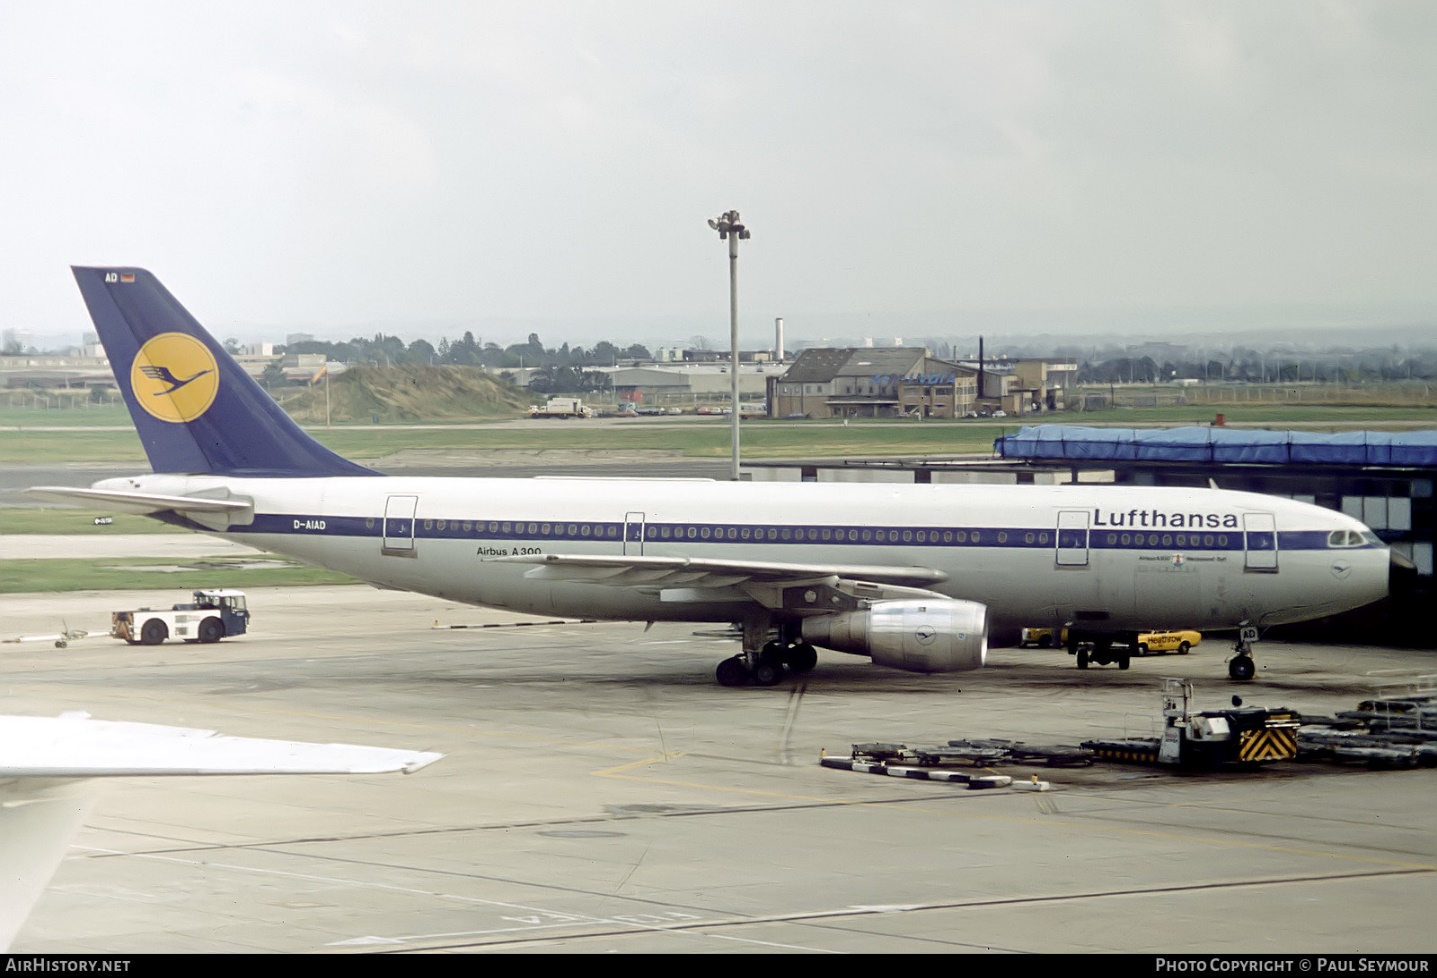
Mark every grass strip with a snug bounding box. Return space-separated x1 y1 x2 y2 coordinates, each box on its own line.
0 556 362 593
0 510 187 535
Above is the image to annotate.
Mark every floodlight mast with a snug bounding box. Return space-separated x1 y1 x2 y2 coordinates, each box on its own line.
709 210 750 480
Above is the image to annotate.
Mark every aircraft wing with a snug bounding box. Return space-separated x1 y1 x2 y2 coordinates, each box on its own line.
495 552 948 595
0 713 443 777
0 712 442 951
24 485 251 516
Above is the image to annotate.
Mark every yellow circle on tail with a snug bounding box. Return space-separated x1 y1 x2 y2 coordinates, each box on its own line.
130 333 220 423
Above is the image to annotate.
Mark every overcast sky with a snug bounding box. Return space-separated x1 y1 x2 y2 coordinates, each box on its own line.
3 1 1435 350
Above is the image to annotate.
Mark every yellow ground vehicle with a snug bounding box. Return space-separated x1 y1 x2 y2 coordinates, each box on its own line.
1133 629 1201 655
1019 627 1068 648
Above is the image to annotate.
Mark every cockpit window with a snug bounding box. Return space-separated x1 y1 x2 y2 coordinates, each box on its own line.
1328 530 1367 548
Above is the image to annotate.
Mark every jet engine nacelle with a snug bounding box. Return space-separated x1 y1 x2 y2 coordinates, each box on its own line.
800 598 988 673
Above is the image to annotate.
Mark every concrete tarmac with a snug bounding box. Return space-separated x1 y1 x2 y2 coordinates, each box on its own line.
2 584 1435 954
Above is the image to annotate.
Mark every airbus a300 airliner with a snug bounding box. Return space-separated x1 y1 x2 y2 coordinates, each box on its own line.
28 268 1392 685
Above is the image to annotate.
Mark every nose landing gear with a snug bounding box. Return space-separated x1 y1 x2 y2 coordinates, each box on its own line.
1227 624 1259 681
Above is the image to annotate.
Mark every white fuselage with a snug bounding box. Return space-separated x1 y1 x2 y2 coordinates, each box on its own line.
104 473 1390 634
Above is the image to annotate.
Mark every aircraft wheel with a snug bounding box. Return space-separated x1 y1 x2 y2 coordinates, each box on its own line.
199 618 224 644
1229 656 1256 681
751 659 784 687
140 620 168 646
1076 648 1089 669
784 643 818 673
716 657 750 687
1178 642 1191 654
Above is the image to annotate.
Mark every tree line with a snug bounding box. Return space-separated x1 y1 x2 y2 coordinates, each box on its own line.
1059 345 1437 385
270 331 652 393
282 331 649 370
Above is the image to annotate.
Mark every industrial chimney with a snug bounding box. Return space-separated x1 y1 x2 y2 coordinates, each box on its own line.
978 335 985 399
774 317 785 362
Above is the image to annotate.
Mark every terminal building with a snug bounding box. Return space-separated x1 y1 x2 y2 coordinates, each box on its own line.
765 347 1080 420
766 347 979 419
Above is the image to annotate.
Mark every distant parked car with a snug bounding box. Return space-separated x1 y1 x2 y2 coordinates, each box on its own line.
1133 629 1201 655
1020 627 1068 648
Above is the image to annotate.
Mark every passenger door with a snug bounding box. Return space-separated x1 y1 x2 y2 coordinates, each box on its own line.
1056 510 1090 567
1244 513 1279 572
383 494 418 557
623 511 646 556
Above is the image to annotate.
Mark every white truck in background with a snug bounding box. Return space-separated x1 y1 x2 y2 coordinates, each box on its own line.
111 589 250 645
528 397 594 419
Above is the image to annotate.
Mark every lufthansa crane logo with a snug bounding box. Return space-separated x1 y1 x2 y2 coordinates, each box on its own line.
130 333 219 423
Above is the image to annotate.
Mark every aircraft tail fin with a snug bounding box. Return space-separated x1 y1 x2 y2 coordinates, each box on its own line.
71 267 376 477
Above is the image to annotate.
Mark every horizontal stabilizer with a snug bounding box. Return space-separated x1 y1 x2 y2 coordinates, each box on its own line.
23 485 252 516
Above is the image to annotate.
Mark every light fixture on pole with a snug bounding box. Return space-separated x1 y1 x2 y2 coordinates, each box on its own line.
708 210 750 481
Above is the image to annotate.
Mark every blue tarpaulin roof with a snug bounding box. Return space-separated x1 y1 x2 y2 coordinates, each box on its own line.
994 426 1437 467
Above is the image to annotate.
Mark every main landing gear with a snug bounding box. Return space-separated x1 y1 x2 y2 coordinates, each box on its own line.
716 621 819 687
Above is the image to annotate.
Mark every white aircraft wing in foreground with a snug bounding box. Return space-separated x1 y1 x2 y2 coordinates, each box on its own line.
0 712 442 951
